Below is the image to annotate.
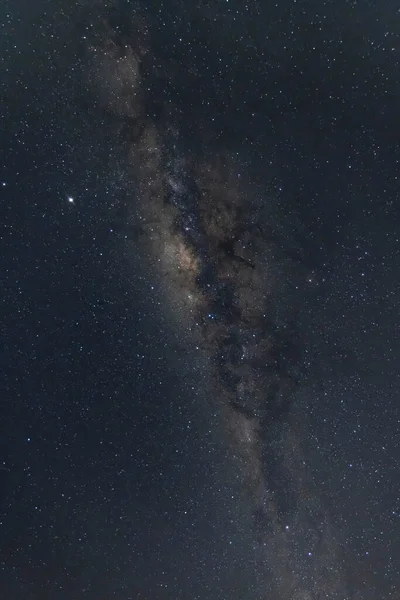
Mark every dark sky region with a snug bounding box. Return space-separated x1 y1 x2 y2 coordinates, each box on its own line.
1 1 399 599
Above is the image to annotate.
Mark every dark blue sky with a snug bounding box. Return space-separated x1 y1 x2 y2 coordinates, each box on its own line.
1 1 399 598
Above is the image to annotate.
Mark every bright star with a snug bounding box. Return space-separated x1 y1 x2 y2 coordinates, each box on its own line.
68 196 74 204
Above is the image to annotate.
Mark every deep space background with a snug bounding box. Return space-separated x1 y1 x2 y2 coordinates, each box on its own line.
1 1 399 599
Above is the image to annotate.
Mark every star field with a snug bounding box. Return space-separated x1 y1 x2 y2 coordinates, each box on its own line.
0 1 399 599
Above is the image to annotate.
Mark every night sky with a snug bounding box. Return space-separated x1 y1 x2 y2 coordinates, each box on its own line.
1 1 399 599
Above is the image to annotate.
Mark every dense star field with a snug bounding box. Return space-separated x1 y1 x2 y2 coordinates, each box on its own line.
1 1 399 599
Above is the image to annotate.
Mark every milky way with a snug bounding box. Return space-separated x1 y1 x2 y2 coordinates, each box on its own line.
83 4 357 598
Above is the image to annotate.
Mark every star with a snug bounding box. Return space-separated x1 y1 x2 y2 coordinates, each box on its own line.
67 196 74 204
